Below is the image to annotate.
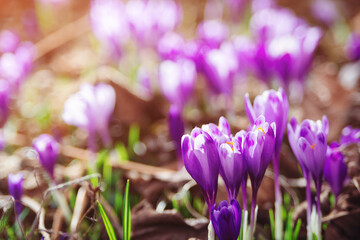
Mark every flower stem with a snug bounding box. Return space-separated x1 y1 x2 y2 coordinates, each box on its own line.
242 177 247 211
249 188 258 239
273 154 283 240
315 179 322 240
305 172 312 240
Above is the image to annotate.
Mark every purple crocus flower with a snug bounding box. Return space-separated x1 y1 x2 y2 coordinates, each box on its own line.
288 116 329 183
288 116 328 239
8 173 23 215
324 142 347 198
211 199 241 240
157 31 185 60
346 33 360 62
0 30 20 53
90 0 129 61
126 0 182 46
197 19 229 49
158 58 196 110
245 89 288 158
62 83 116 151
340 126 360 146
33 134 59 180
219 131 247 200
244 115 276 191
181 127 220 209
168 105 184 167
202 41 238 96
244 89 287 238
243 115 275 237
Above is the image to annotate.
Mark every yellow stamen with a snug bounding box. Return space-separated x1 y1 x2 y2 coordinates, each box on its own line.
311 143 315 150
226 141 234 152
257 127 266 134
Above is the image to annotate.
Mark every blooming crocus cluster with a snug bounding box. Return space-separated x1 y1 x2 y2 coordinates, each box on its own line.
346 33 360 62
62 83 115 152
90 0 129 61
8 173 23 215
288 116 328 240
211 200 241 240
33 134 59 180
182 113 276 240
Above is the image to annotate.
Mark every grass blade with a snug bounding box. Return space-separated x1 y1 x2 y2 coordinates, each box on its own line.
293 219 301 240
269 209 275 240
123 179 131 240
98 201 117 240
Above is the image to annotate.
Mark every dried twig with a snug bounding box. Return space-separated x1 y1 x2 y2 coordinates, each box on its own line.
34 15 90 61
22 196 50 240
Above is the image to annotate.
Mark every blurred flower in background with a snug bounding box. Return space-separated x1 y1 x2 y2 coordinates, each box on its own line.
62 83 116 151
311 0 339 26
0 30 20 54
33 134 59 180
346 33 360 62
90 0 129 61
126 0 182 46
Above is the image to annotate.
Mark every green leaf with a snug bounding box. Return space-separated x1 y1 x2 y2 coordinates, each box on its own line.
128 124 140 153
284 210 293 240
116 143 129 162
98 201 117 240
269 209 275 240
123 179 131 240
293 219 301 240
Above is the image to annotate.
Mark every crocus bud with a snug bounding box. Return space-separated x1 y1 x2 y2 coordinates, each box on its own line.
244 115 276 191
8 173 23 214
168 105 184 160
197 19 229 49
244 88 288 158
90 0 129 61
33 134 59 180
287 116 328 184
219 131 247 200
346 33 360 62
324 142 347 197
158 58 196 109
181 127 220 207
0 30 20 53
340 126 360 146
211 199 242 240
0 80 11 128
